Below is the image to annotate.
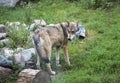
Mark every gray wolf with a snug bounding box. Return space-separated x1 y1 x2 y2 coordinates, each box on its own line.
32 22 79 75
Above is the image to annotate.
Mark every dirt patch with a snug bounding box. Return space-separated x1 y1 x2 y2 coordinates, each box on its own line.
86 29 97 41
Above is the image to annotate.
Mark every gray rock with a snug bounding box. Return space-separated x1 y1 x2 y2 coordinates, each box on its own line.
33 19 46 26
0 56 13 68
0 66 12 74
1 47 36 69
0 0 19 7
0 66 12 81
0 38 10 46
0 24 7 33
75 25 86 39
0 33 7 40
29 19 46 31
13 48 36 68
0 47 14 58
0 66 13 83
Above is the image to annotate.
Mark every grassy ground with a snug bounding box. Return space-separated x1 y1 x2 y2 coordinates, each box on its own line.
0 0 120 83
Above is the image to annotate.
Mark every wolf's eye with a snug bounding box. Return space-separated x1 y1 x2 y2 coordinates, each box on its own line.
67 30 70 33
67 28 70 32
71 31 75 34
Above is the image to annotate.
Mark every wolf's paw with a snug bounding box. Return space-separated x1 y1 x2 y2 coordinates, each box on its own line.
67 62 71 66
56 63 62 67
36 65 41 69
50 71 56 75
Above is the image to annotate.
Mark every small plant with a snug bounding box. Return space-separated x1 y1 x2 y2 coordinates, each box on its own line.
80 0 118 9
7 23 31 48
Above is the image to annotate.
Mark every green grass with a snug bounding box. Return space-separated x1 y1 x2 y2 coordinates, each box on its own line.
0 0 120 83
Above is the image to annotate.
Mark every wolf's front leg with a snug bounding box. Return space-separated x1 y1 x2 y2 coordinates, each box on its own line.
36 55 41 69
63 45 71 66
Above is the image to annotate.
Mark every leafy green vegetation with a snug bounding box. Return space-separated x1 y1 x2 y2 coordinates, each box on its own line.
7 24 31 48
0 0 120 83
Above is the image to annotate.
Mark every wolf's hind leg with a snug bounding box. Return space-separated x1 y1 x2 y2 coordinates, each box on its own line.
56 47 61 67
36 55 40 69
42 57 56 75
46 63 56 75
44 46 56 75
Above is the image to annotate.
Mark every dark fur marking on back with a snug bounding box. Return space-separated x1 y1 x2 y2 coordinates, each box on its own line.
33 36 40 46
60 24 68 38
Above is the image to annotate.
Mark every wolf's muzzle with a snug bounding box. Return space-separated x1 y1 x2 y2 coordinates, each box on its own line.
68 38 72 41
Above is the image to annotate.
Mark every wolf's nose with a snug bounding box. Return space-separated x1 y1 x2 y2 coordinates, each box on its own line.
68 38 72 41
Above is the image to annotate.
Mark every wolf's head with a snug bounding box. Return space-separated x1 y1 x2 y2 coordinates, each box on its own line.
61 22 79 41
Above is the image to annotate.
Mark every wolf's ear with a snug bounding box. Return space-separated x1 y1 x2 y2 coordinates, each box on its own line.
77 21 79 27
60 23 64 28
67 21 70 27
76 21 79 31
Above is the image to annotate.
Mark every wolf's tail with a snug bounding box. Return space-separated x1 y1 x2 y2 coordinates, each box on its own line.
32 34 41 55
